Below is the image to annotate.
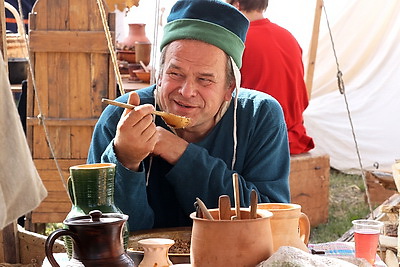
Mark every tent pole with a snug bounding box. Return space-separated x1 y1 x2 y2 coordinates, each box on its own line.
305 0 323 99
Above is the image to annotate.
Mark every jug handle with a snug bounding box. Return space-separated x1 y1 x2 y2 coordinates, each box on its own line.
45 229 78 267
299 212 310 245
67 176 75 205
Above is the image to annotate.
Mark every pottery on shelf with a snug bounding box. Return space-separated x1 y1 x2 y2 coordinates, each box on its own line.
120 23 150 51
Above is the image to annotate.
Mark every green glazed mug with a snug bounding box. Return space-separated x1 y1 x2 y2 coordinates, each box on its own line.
65 163 129 257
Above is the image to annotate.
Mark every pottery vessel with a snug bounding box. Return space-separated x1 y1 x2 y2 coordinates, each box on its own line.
121 23 150 50
190 208 274 267
257 203 310 253
138 238 174 267
64 163 129 257
45 210 135 267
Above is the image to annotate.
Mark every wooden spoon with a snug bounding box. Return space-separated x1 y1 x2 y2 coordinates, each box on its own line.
250 189 258 219
218 195 231 220
232 173 241 220
195 197 214 220
102 98 190 129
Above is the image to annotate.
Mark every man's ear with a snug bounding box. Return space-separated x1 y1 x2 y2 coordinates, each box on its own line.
225 81 236 101
232 1 240 9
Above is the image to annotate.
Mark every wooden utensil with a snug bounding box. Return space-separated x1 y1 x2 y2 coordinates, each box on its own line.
195 197 214 220
218 195 231 220
250 189 258 219
232 173 241 220
102 98 190 129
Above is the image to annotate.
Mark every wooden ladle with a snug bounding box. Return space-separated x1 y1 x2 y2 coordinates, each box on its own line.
102 98 190 129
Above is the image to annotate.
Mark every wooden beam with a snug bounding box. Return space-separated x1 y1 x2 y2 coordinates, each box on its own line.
305 0 323 99
0 0 7 61
0 222 20 263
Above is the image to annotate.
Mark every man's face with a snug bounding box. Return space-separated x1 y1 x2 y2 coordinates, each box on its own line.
158 40 234 132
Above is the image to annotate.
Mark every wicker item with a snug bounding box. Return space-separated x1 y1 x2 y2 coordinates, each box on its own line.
5 2 29 59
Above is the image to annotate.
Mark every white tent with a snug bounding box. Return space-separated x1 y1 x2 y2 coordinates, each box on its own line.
118 0 400 173
267 0 400 173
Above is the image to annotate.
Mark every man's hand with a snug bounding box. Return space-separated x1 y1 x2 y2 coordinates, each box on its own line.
114 93 157 171
152 127 189 165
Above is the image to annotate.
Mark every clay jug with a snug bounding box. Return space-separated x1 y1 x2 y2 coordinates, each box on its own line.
257 203 310 253
64 163 129 257
45 210 135 267
121 23 150 50
190 208 274 267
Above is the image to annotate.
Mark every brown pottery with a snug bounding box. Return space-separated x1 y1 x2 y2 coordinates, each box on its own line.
190 208 274 267
257 203 310 253
45 210 135 267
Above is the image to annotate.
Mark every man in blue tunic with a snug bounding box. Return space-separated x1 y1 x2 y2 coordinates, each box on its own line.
87 0 290 231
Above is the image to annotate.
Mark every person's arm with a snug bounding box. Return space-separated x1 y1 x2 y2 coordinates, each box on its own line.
87 93 156 231
161 96 290 214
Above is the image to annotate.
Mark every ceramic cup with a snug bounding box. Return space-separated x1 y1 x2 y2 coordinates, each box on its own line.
138 238 174 267
190 208 274 267
257 203 310 253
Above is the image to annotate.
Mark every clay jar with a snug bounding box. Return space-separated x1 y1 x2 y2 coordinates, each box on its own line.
257 203 310 253
64 163 129 257
121 23 150 50
190 208 274 267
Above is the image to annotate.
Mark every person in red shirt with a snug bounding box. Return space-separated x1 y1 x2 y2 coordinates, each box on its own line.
227 0 314 154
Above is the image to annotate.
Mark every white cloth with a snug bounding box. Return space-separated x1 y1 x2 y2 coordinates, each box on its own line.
257 246 372 267
0 55 47 230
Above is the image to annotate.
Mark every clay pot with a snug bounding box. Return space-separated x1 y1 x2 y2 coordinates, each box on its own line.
257 203 310 253
138 238 174 267
134 42 151 65
121 23 150 50
64 163 129 258
190 208 274 267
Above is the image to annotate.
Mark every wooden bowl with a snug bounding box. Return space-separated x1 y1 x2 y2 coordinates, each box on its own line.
134 70 151 83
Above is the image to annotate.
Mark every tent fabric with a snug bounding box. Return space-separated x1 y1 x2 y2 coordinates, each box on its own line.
301 0 400 172
0 55 47 230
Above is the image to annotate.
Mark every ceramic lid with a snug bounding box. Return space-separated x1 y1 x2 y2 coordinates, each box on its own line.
65 210 128 225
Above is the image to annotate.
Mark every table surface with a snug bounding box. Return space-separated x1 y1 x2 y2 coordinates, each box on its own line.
42 242 388 267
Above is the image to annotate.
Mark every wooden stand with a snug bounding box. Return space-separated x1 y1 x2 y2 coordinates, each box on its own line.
289 153 330 227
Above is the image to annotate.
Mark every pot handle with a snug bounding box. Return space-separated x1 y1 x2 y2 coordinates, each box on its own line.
67 176 75 205
45 229 78 267
299 212 311 245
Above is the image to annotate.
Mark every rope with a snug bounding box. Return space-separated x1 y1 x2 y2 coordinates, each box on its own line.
96 0 125 96
321 2 374 218
16 0 68 192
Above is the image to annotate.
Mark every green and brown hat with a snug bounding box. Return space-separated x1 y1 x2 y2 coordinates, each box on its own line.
160 0 249 69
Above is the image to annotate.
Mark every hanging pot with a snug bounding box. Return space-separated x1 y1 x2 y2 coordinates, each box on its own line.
8 57 28 84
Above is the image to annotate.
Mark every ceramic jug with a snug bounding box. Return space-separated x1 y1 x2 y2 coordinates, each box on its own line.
257 203 310 253
45 210 135 267
121 23 150 50
64 163 129 257
190 208 274 267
